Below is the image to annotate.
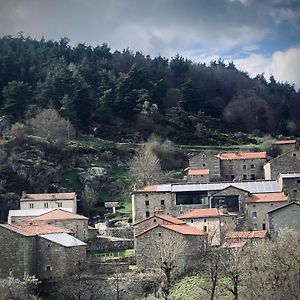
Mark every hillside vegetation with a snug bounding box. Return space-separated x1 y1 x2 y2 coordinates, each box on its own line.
0 35 299 145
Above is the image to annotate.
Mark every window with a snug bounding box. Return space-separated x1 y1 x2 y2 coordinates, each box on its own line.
231 175 235 180
262 223 266 230
252 204 256 208
29 203 34 209
44 202 48 208
202 154 206 158
190 219 194 223
294 189 297 193
145 211 150 218
57 202 63 208
145 194 148 197
158 232 161 237
203 226 208 232
202 163 206 167
160 200 165 206
251 174 255 180
270 203 274 206
153 219 156 223
45 265 52 271
293 153 296 157
243 175 247 180
242 165 246 170
252 212 257 218
250 164 255 169
297 180 300 183
145 200 149 206
204 218 207 222
253 223 258 230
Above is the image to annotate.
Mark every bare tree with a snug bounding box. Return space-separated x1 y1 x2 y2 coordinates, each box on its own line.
29 108 75 146
128 146 165 189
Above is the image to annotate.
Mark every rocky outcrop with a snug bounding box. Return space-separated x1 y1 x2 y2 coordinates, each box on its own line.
0 116 10 137
78 167 110 190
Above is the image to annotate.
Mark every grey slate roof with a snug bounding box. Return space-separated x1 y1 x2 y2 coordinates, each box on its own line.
39 233 87 247
281 173 300 178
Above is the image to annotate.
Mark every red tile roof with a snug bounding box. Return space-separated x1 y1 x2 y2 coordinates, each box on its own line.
29 209 88 221
246 192 288 204
133 213 185 226
188 169 209 176
0 223 70 236
217 152 267 160
177 208 236 219
21 192 76 202
135 185 158 192
272 140 296 145
136 223 206 237
226 230 267 239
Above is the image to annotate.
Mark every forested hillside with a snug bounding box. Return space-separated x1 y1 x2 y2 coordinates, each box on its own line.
1 35 299 144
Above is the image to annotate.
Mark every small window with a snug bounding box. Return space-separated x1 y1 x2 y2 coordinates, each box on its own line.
293 153 296 157
231 175 235 180
294 189 297 193
202 154 206 158
29 203 34 209
44 202 48 208
45 265 52 271
160 200 165 206
252 212 257 218
250 164 255 169
270 203 274 206
145 200 149 206
204 218 207 222
251 174 255 180
47 244 51 248
153 219 156 223
145 211 150 218
243 175 247 180
253 223 258 230
252 204 256 208
57 202 63 208
262 223 266 230
203 226 207 232
190 219 194 223
242 165 246 170
297 180 300 183
201 175 204 177
202 163 206 167
145 194 148 197
158 232 161 237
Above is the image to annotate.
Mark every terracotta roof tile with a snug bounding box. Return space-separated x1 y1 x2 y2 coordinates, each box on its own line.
133 213 185 226
226 230 267 239
135 185 158 192
29 209 88 221
188 169 209 176
246 192 288 203
21 192 76 202
177 208 236 219
217 152 267 160
0 223 70 236
273 140 296 145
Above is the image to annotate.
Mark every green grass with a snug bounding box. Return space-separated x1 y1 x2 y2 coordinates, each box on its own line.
87 249 134 261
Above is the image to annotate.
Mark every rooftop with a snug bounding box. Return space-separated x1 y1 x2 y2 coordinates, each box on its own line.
133 213 185 226
246 192 288 204
40 233 87 247
0 223 70 236
217 151 266 161
177 208 236 219
272 139 296 145
187 169 209 176
30 209 88 221
280 172 300 179
226 230 268 239
268 201 300 214
135 180 280 194
20 192 76 202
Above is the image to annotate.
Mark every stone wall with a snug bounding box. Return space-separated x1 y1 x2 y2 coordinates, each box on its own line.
281 177 300 201
87 236 133 252
189 153 221 178
100 226 134 239
220 158 265 181
0 227 36 278
86 261 129 274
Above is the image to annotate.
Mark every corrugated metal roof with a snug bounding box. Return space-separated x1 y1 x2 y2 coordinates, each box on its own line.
39 233 87 247
281 173 300 178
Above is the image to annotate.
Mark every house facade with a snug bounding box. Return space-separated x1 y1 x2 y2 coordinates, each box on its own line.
223 230 268 248
0 223 86 280
186 168 210 183
268 202 300 236
244 192 288 231
177 208 237 246
20 192 77 213
271 140 297 153
277 172 300 202
264 150 300 180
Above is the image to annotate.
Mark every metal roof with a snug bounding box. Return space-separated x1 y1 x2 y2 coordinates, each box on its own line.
156 180 280 194
281 173 300 178
39 233 87 247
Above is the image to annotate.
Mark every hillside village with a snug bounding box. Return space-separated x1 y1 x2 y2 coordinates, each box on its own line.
0 138 300 299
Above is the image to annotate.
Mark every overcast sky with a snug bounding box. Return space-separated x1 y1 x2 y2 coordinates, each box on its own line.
0 0 300 88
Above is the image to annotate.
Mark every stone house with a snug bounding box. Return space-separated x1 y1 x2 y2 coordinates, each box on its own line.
268 202 300 237
132 180 281 222
177 208 237 246
264 150 300 180
135 223 207 273
189 153 221 179
216 152 267 181
277 172 300 202
133 211 185 236
271 139 297 153
28 209 89 241
185 168 210 183
8 208 73 225
244 192 288 231
0 223 86 280
20 192 77 213
222 230 268 248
